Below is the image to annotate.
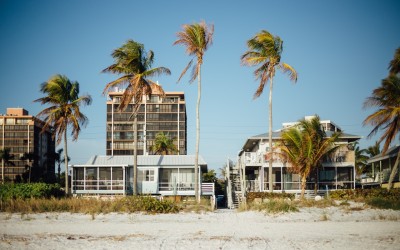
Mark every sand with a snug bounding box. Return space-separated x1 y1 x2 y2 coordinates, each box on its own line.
1 205 400 250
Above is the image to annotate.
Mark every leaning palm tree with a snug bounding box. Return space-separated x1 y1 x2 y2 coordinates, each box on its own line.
0 148 14 183
102 40 170 195
241 30 298 192
150 132 178 155
277 116 340 198
363 75 400 190
174 21 214 202
34 74 92 195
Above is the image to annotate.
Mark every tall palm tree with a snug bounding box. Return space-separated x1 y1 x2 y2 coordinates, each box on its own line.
150 132 178 155
363 75 400 189
102 40 170 195
364 47 400 190
0 148 14 183
174 21 214 202
277 116 340 198
241 30 298 192
34 74 92 195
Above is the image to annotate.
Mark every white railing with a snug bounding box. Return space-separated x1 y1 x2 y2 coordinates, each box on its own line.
159 182 194 191
72 179 124 191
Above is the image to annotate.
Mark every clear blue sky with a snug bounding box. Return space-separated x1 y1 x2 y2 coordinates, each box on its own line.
1 0 399 174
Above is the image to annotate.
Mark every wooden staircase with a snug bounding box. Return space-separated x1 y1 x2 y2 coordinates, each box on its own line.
231 174 242 208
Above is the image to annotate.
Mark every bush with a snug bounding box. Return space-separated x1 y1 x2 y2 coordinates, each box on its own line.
366 197 400 210
0 195 180 214
248 198 298 214
329 188 400 210
0 183 64 200
329 188 400 201
246 192 295 202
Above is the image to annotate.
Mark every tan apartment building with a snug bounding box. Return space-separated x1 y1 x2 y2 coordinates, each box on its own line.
0 108 55 182
106 89 187 156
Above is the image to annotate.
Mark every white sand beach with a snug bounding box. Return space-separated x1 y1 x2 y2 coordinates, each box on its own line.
1 206 400 250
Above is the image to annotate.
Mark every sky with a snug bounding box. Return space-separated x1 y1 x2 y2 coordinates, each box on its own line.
1 0 399 174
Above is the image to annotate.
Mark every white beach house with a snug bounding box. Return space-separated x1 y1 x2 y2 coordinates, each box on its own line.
70 155 213 196
227 116 361 206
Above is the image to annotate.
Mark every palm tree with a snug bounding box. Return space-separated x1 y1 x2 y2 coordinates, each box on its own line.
366 141 381 158
277 116 340 198
241 30 298 192
363 75 400 189
0 148 14 183
20 152 35 183
150 132 178 155
364 47 400 190
34 74 92 195
47 148 70 183
102 40 170 195
174 21 214 202
389 47 400 76
353 142 369 179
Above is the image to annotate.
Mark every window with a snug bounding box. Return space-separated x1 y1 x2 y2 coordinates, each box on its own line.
6 118 15 125
140 169 154 181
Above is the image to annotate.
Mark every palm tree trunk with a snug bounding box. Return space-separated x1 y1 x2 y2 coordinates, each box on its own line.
58 163 61 184
28 163 31 183
1 159 4 184
64 129 69 195
195 65 201 203
133 114 138 195
268 76 274 192
387 151 400 190
301 174 307 198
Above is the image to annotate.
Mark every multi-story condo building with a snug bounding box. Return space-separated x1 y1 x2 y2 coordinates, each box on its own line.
106 89 187 156
226 116 361 207
0 108 55 181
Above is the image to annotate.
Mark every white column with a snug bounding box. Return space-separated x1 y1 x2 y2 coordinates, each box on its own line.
123 166 126 196
177 96 180 155
111 99 114 156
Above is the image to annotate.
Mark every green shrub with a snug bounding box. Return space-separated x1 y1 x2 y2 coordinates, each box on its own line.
0 183 64 201
366 197 400 210
329 188 400 201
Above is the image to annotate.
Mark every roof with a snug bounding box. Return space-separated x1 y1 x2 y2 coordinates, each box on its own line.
367 145 400 163
240 130 361 155
78 155 207 167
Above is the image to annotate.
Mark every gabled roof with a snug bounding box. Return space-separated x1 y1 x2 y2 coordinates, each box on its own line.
367 145 400 164
78 155 207 167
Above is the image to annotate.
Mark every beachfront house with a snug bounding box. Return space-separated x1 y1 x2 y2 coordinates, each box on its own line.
363 145 400 189
227 116 361 205
70 155 214 197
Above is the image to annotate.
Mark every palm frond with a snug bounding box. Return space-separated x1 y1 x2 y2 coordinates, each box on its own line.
279 62 298 82
177 59 193 83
